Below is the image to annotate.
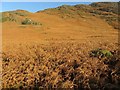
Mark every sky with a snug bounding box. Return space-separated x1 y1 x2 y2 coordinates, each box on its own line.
1 1 119 12
1 2 91 12
1 0 120 2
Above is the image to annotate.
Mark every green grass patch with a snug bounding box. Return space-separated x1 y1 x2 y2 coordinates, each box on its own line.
89 48 113 58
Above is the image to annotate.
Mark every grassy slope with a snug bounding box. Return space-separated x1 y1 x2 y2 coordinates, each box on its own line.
40 2 119 29
2 9 118 45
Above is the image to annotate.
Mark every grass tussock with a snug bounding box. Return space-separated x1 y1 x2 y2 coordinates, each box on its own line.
2 42 120 89
21 18 42 25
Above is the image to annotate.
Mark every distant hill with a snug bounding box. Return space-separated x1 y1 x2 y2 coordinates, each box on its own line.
37 2 119 29
90 2 119 29
1 10 41 25
90 2 119 14
1 10 30 23
1 2 119 29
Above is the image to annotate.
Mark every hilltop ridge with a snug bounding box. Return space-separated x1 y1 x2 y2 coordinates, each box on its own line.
1 2 119 29
38 2 119 29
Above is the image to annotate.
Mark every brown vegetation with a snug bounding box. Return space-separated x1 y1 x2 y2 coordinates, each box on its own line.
1 2 119 89
41 2 119 30
2 42 120 89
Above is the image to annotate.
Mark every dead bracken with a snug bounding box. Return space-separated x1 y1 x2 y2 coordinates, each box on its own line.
2 42 120 89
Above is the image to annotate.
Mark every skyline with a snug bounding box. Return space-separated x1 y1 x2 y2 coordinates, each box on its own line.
1 0 120 2
1 1 119 13
1 2 91 12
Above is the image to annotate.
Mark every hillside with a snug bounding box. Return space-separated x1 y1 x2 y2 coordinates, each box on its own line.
1 10 41 25
2 2 120 89
39 2 119 29
1 2 119 29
